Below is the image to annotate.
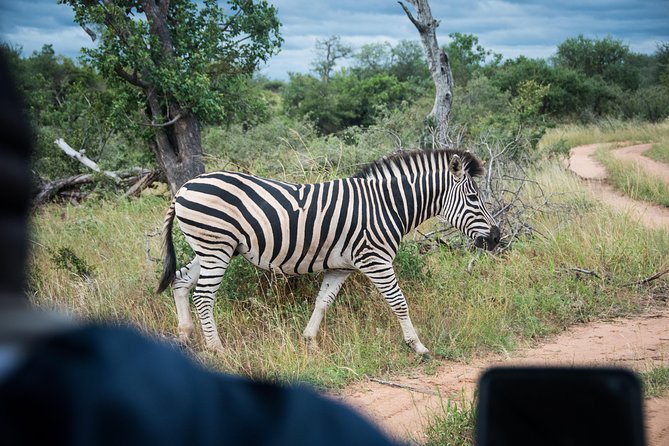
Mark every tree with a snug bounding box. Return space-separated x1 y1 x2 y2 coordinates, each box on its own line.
446 32 501 86
311 35 352 82
398 0 453 149
553 35 638 90
61 0 282 193
656 42 669 88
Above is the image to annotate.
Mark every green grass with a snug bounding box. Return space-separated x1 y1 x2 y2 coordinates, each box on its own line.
28 159 669 390
645 141 669 164
423 395 475 446
538 118 669 155
595 145 669 207
641 367 669 398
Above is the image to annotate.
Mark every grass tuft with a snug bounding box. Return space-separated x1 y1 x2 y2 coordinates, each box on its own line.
595 145 669 207
423 394 475 446
641 367 669 399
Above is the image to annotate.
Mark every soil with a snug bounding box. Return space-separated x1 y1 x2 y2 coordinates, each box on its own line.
335 143 669 445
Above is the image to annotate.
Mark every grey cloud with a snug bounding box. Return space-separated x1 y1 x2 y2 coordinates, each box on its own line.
2 0 667 80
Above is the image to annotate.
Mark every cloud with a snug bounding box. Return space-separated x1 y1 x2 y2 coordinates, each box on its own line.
2 0 668 80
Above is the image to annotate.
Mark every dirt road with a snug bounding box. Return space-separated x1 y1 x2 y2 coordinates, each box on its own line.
568 143 669 229
336 142 669 445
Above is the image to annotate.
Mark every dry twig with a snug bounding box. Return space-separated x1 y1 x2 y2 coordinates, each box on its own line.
367 377 439 396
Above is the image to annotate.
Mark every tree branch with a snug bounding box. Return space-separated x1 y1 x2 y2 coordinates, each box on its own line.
54 138 121 182
114 66 150 89
624 267 669 287
141 113 183 127
397 1 425 32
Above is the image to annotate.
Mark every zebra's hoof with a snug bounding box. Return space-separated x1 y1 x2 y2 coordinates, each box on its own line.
304 337 320 354
420 352 432 363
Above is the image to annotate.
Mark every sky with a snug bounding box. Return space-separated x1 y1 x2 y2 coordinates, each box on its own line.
1 0 668 80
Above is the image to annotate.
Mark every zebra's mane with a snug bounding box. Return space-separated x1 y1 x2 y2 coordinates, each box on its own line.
353 149 485 180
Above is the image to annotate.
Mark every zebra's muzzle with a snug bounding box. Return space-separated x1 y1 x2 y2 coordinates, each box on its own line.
474 226 500 251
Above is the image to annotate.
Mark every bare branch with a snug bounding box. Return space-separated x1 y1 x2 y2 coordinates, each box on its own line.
397 1 425 31
624 267 669 287
80 24 97 41
368 377 438 396
54 138 121 181
141 113 183 128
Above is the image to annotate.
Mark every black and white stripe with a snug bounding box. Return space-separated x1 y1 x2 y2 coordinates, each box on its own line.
157 149 499 355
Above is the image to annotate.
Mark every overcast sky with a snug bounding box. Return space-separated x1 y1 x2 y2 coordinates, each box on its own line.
1 0 668 80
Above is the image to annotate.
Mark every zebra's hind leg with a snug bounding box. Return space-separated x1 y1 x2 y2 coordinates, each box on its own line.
172 258 201 345
192 251 234 353
363 265 430 357
303 270 351 351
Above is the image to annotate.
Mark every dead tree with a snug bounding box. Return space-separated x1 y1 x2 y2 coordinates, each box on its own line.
399 0 454 149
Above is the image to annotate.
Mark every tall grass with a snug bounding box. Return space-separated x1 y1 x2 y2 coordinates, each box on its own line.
646 141 669 164
538 118 669 157
29 158 669 389
423 395 475 446
641 366 669 398
594 145 669 207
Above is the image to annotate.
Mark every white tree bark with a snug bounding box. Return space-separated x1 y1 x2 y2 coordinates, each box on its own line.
399 0 454 148
54 138 121 181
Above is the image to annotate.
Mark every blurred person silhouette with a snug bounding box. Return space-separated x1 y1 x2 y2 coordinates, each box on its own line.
0 53 399 446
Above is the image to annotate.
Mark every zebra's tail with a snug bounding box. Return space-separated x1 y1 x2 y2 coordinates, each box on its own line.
156 198 177 293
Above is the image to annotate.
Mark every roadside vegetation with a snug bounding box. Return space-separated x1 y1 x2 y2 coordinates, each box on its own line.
642 367 669 398
595 144 669 207
5 5 669 443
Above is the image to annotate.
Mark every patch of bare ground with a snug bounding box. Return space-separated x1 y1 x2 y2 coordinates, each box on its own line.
336 310 669 444
333 143 669 445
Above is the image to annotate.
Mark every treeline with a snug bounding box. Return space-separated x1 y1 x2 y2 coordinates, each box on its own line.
2 33 669 182
278 34 669 136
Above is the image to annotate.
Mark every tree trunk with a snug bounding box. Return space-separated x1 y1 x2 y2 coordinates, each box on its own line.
145 83 204 194
151 113 204 195
399 0 454 149
141 0 204 194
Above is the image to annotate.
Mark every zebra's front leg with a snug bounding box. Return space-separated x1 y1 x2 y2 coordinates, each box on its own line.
172 258 201 345
303 270 351 351
364 266 429 357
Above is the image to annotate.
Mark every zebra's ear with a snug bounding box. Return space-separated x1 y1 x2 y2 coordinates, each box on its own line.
449 154 464 180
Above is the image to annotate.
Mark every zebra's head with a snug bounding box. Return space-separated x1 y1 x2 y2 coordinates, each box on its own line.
442 152 500 251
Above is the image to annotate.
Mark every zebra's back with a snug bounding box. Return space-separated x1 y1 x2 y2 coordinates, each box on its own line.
174 171 368 275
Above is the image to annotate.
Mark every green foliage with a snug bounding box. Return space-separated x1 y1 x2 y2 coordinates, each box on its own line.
282 69 416 135
446 32 501 86
49 246 95 279
554 34 639 90
424 396 475 446
283 39 430 135
646 141 669 164
620 85 669 122
596 145 669 207
1 43 147 180
394 241 427 282
641 367 669 398
60 0 282 130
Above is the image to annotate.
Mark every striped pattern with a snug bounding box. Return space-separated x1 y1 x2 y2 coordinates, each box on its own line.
158 149 499 355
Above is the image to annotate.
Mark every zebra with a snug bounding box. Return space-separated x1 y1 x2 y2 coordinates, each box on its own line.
157 148 500 357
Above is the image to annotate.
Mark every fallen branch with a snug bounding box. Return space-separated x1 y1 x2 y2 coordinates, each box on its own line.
55 138 121 181
367 377 439 396
122 170 160 198
33 168 160 206
624 267 669 287
33 173 96 206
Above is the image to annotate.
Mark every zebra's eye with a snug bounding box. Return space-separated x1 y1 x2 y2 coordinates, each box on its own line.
466 193 478 200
